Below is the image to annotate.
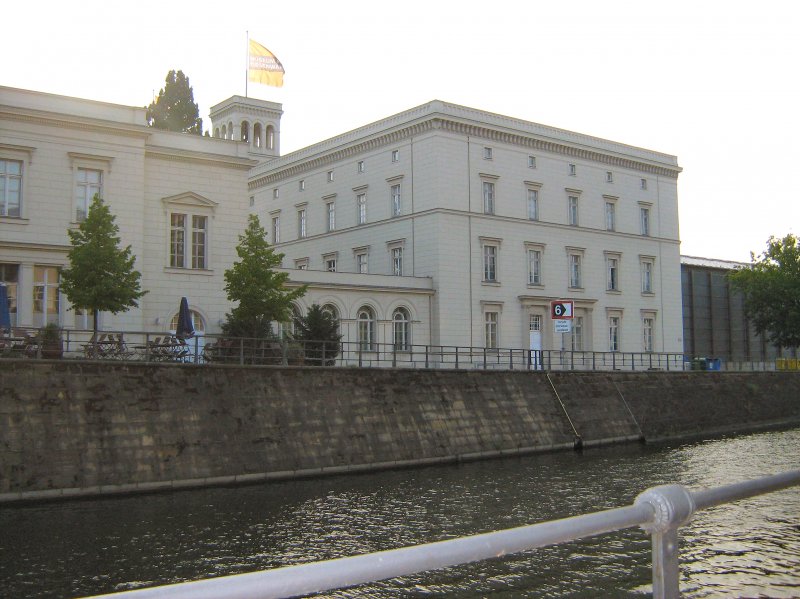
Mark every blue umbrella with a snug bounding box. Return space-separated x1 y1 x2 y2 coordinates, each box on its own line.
176 297 195 340
0 284 10 333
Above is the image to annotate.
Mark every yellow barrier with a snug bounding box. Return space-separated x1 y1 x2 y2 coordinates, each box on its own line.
776 358 799 371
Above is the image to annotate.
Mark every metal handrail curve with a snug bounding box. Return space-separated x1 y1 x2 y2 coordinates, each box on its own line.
87 469 800 599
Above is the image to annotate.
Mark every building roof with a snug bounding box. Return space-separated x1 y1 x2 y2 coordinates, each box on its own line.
681 255 748 270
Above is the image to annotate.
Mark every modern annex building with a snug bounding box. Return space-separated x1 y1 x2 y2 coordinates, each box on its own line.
1 86 682 354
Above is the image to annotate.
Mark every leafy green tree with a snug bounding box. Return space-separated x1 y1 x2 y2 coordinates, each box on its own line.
146 70 203 135
293 304 343 365
223 215 306 340
729 233 800 348
60 196 147 331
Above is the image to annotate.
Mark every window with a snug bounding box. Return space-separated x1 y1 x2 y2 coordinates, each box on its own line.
529 314 542 332
641 258 654 294
568 196 579 226
74 307 96 330
606 254 620 291
483 147 493 159
393 307 411 350
322 253 338 272
357 160 365 173
527 189 539 220
357 306 376 351
485 311 499 349
169 309 205 334
0 159 22 217
391 247 403 276
608 315 621 352
391 149 400 162
297 208 307 238
569 253 582 288
357 193 367 225
528 155 537 169
641 178 648 190
483 245 497 282
571 316 584 351
326 201 335 232
75 168 102 222
606 171 614 183
294 258 308 270
191 216 207 269
640 206 651 236
271 215 280 243
391 184 402 217
605 201 616 231
643 316 655 352
321 303 339 324
299 180 305 191
273 188 279 199
0 263 19 326
327 170 334 183
170 214 207 268
356 251 368 274
170 214 186 267
569 163 576 176
249 196 254 207
33 266 59 326
527 247 542 285
483 181 495 214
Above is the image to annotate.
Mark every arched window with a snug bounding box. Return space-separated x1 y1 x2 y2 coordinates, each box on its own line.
266 125 275 150
392 307 411 351
357 306 376 351
281 305 302 338
240 121 250 143
169 309 206 333
253 123 263 148
214 127 220 138
221 125 227 139
227 121 233 140
321 303 340 332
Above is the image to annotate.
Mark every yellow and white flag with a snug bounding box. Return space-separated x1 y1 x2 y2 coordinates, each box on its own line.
248 40 285 87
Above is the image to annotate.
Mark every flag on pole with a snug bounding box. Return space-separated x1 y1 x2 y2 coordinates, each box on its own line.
248 40 285 87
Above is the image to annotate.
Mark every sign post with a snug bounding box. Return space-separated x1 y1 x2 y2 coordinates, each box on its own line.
551 300 575 354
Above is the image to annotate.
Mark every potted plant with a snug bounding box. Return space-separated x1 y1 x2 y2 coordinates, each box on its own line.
37 323 63 359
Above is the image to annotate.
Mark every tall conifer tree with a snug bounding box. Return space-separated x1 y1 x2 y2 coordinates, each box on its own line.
146 70 203 135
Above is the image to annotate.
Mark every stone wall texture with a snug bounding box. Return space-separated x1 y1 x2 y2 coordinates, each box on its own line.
1 361 799 501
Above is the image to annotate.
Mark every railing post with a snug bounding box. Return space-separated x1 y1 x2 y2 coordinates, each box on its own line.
455 346 459 369
425 345 429 369
483 347 487 370
392 344 397 368
635 484 696 599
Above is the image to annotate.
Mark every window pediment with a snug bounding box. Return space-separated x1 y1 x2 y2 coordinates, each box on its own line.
161 191 218 210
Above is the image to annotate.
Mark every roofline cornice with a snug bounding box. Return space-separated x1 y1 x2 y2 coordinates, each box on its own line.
250 114 681 190
146 146 259 170
0 106 149 139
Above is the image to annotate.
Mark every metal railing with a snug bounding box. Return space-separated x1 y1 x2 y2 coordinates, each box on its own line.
1 327 794 372
87 469 800 599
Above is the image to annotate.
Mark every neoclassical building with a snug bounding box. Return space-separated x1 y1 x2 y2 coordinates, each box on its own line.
245 100 683 354
1 85 682 355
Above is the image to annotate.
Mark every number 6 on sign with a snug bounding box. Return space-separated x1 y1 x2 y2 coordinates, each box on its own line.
550 300 574 319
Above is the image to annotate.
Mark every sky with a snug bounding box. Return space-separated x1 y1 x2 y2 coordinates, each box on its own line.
4 0 798 262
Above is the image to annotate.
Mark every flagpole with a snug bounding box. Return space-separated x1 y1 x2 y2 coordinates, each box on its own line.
245 31 249 98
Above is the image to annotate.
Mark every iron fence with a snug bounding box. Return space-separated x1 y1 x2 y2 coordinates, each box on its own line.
0 326 791 372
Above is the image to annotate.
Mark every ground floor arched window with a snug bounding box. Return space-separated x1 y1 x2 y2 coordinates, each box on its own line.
393 307 410 350
357 306 376 351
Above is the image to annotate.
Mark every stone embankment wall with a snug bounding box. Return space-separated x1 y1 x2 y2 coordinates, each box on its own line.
1 361 799 502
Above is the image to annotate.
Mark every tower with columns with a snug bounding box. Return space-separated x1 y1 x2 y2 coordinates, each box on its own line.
209 96 283 160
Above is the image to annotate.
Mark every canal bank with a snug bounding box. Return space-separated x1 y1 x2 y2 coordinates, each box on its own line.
1 361 799 503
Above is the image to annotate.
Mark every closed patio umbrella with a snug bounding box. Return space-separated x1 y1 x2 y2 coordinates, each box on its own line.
0 284 10 334
175 297 195 340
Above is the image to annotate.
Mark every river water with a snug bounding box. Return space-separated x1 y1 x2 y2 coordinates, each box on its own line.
1 427 799 598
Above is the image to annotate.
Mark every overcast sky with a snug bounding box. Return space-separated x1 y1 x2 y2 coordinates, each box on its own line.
4 0 798 262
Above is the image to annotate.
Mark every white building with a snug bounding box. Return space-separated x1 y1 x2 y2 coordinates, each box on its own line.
246 100 683 354
1 85 682 355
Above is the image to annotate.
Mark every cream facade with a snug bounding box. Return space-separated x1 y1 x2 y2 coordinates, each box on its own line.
0 86 256 334
249 101 683 353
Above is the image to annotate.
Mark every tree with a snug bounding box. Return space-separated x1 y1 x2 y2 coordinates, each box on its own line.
223 215 306 340
729 233 800 348
146 70 203 135
60 196 147 331
293 304 343 366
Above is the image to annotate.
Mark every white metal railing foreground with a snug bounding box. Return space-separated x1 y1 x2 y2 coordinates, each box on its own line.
86 470 800 599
